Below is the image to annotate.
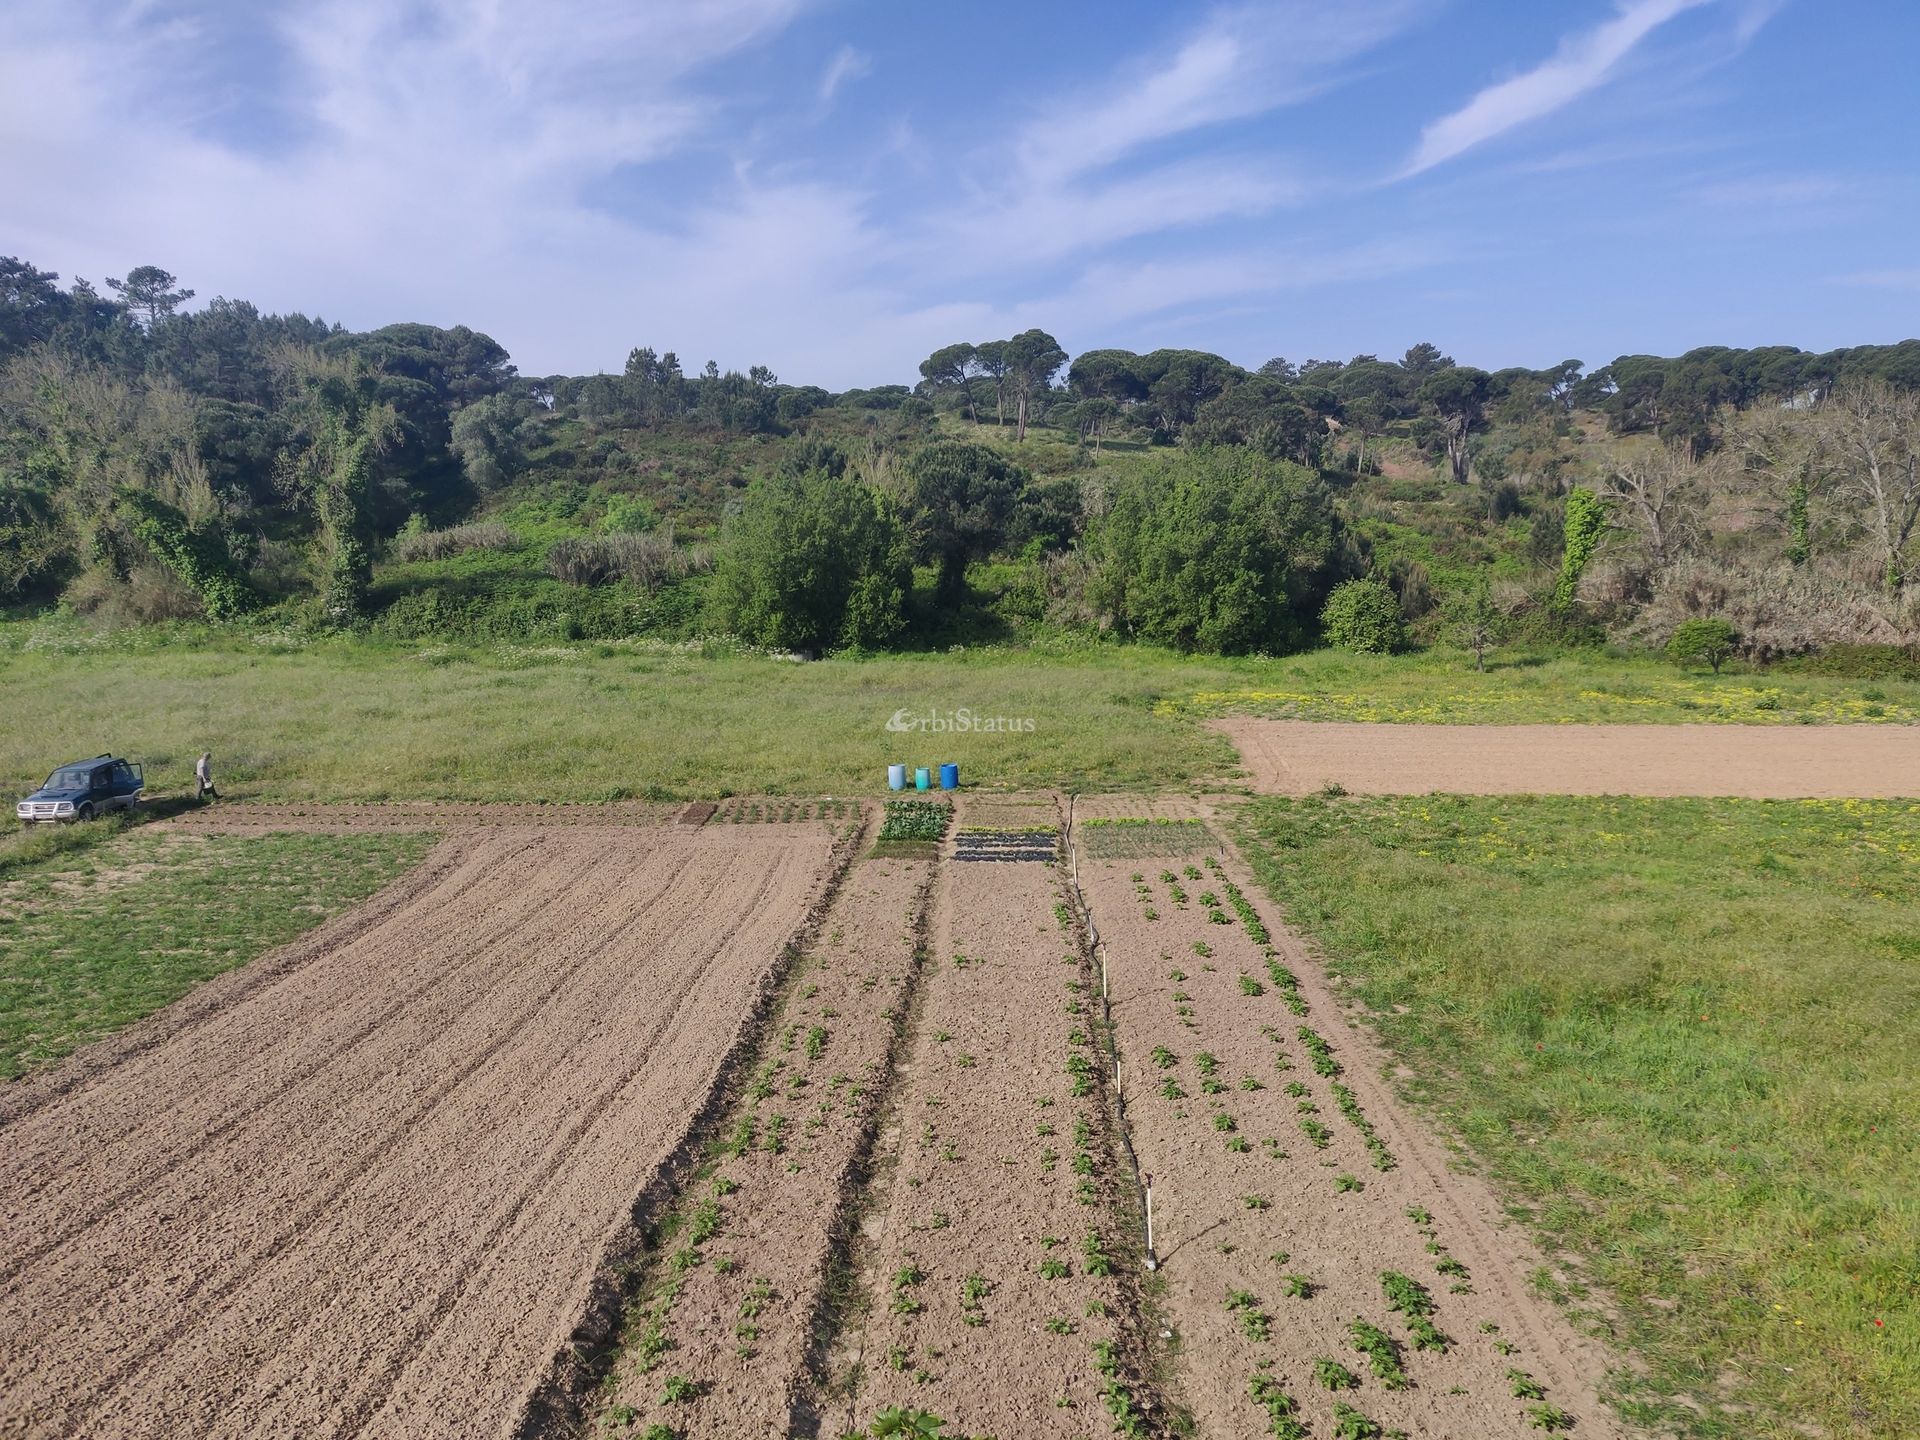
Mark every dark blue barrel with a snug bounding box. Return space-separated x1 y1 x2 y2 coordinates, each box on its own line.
939 763 959 790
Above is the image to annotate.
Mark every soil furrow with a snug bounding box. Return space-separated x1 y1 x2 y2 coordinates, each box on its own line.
580 841 939 1437
819 795 1162 1439
1075 818 1624 1439
0 824 843 1440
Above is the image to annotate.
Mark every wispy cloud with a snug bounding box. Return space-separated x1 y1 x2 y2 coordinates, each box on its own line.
1014 1 1425 184
1401 0 1714 177
818 44 872 104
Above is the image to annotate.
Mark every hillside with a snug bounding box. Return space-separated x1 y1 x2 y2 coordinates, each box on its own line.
4 257 1918 668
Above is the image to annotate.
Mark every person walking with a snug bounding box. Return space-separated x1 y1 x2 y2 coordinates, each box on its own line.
195 751 218 802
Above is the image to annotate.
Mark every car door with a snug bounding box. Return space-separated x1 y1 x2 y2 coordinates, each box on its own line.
112 761 139 808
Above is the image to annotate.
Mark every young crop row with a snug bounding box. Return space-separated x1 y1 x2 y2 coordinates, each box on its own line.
1091 844 1592 1438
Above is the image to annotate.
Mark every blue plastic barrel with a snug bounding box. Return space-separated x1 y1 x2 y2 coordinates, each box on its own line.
939 763 959 790
914 767 931 791
887 763 907 790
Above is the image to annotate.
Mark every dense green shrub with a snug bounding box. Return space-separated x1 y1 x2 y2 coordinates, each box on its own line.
1089 447 1340 655
1666 617 1738 672
0 483 69 602
708 468 910 652
1320 579 1405 653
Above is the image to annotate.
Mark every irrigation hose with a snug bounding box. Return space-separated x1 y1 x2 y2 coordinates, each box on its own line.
1063 792 1157 1270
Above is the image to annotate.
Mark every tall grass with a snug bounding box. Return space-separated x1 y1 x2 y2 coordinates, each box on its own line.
390 521 518 563
1237 794 1920 1440
546 531 710 592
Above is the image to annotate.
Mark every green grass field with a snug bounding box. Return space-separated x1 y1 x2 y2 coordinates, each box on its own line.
1236 794 1919 1440
2 627 1912 804
0 827 431 1078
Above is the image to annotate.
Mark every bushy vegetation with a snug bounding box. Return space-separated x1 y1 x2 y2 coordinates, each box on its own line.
1319 579 1404 654
4 253 1917 661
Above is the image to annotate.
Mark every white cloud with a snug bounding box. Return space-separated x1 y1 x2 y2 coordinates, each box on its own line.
1014 1 1425 184
818 44 873 104
1401 0 1714 177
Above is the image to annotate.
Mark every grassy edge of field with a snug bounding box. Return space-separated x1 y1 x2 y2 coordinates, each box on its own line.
1229 793 1918 1440
2 635 1917 808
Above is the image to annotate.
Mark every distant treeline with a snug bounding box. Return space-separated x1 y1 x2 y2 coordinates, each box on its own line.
3 254 1917 659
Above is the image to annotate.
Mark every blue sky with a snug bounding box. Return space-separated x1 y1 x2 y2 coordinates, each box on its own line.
3 1 1916 386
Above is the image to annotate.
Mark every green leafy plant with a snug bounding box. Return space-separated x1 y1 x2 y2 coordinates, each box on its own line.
1668 616 1739 673
1314 1358 1361 1391
1348 1320 1409 1389
660 1373 701 1403
1297 1027 1339 1076
1330 1402 1389 1440
1248 1374 1308 1440
890 1261 925 1315
877 800 952 843
1321 578 1405 654
1509 1370 1548 1401
1083 1231 1114 1277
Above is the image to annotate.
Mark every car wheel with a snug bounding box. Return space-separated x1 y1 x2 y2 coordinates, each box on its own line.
76 803 95 822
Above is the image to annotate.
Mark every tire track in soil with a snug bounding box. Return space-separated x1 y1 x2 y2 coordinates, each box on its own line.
818 795 1167 1440
1074 821 1627 1439
0 824 847 1440
578 839 940 1438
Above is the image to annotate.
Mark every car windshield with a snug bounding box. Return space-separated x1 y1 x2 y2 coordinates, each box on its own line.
43 766 95 790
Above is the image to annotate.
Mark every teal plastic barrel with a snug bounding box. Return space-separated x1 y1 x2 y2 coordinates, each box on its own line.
914 767 931 791
939 763 959 790
888 763 907 790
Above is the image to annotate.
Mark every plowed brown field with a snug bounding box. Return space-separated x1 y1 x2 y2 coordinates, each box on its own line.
0 823 846 1440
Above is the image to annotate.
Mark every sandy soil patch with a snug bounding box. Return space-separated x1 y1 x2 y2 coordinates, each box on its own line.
1073 828 1625 1439
0 823 843 1440
1218 718 1920 798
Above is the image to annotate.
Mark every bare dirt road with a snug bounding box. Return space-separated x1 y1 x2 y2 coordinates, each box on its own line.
1217 718 1920 797
0 822 847 1440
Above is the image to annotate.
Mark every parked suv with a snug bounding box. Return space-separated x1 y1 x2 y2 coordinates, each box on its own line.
16 756 144 824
